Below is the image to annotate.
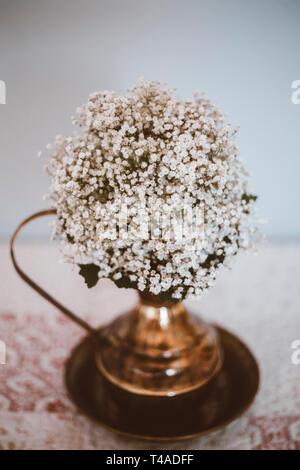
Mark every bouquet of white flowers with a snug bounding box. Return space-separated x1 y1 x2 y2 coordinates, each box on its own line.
45 79 258 301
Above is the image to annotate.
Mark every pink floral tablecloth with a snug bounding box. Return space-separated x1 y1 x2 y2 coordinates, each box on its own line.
0 242 299 450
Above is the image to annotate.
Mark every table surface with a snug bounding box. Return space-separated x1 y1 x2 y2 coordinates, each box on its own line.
0 241 299 450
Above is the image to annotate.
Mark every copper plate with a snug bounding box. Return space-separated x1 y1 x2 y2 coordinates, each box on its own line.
65 325 259 441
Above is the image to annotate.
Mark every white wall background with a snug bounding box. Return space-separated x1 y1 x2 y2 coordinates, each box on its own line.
0 0 299 239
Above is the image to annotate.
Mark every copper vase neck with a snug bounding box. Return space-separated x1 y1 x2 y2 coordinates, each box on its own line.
137 290 186 326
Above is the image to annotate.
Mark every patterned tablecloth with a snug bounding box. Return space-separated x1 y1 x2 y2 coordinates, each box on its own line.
0 242 299 450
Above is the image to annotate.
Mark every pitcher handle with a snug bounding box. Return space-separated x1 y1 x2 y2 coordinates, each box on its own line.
10 209 99 338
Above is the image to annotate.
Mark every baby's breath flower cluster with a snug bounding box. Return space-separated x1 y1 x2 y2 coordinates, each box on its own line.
45 79 258 301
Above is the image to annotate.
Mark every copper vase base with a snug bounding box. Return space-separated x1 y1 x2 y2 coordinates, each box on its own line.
65 325 259 441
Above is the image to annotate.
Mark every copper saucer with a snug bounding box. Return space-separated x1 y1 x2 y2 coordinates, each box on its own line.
65 325 259 441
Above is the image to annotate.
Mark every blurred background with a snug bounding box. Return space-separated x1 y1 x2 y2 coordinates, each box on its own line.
0 0 299 239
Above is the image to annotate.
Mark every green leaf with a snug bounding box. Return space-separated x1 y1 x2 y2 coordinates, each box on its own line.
78 263 100 288
241 193 257 204
111 275 137 290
